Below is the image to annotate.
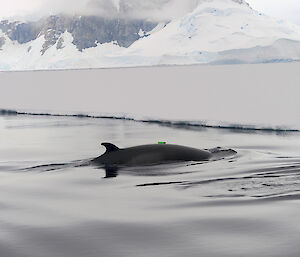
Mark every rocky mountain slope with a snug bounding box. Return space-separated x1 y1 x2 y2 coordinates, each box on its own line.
0 0 300 70
0 15 157 54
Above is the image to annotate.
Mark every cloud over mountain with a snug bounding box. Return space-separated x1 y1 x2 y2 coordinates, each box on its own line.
86 0 200 21
0 0 201 21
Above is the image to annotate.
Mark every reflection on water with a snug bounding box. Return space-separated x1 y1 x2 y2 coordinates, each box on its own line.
0 115 300 257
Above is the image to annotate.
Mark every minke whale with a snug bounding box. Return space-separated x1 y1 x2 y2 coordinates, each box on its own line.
92 142 215 167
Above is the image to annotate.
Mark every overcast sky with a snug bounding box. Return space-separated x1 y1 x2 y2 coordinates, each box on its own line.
0 0 299 25
247 0 300 25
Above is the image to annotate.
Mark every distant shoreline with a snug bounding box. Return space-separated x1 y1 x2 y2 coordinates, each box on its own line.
1 60 299 74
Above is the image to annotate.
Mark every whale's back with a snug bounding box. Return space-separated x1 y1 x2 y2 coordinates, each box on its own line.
93 144 212 166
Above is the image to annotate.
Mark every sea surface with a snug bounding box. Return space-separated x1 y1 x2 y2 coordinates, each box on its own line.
0 113 300 257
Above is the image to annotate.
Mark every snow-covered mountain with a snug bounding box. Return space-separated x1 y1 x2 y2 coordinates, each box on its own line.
1 0 300 71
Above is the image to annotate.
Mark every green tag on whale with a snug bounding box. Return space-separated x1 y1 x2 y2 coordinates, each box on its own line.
158 142 166 144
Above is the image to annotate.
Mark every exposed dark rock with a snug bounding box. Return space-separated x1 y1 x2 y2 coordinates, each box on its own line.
56 37 64 50
0 36 5 49
68 16 156 50
0 15 158 54
0 20 41 44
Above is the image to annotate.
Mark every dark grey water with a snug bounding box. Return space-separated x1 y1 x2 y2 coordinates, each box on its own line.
0 114 300 257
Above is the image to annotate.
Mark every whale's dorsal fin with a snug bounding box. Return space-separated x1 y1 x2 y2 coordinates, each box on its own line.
101 143 119 153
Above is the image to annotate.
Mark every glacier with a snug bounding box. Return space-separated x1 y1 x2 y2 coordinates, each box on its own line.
1 0 300 71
